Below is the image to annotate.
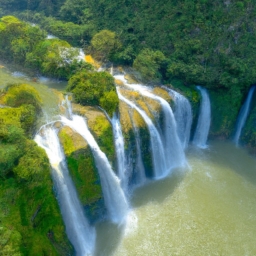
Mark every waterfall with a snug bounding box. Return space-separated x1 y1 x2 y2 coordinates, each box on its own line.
111 113 128 192
164 87 192 149
132 124 146 186
61 115 129 224
193 86 211 148
115 75 186 171
234 86 256 146
35 127 95 256
117 91 168 179
62 95 73 120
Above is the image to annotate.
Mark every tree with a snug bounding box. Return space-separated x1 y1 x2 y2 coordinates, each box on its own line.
133 48 166 82
67 70 118 116
91 30 122 61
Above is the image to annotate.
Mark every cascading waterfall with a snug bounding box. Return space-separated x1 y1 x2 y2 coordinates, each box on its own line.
112 113 128 192
132 124 146 186
115 75 186 171
35 127 96 256
234 85 256 146
193 86 211 148
62 94 73 120
61 115 129 224
164 87 192 149
117 90 168 179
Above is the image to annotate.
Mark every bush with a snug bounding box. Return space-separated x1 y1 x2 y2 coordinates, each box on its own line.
3 83 42 112
67 70 118 116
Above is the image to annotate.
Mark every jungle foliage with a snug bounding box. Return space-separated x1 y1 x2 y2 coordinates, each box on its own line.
67 70 119 117
0 83 72 255
3 0 256 93
0 15 92 79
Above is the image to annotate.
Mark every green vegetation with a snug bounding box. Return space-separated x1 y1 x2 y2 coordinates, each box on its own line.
67 70 119 117
0 83 72 255
59 126 104 222
0 15 92 80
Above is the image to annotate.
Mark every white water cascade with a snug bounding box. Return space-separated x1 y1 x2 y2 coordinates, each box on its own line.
112 113 128 192
117 90 168 179
234 86 256 146
61 115 129 224
35 127 96 256
193 86 211 148
164 87 192 149
132 125 146 186
115 75 186 171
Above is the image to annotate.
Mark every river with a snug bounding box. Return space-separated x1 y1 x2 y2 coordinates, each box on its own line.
95 141 256 255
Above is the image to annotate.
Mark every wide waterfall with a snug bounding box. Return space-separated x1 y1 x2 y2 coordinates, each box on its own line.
164 87 192 149
193 86 211 148
127 83 185 170
112 112 128 193
61 115 129 224
35 127 96 256
234 85 256 146
115 75 186 171
117 90 168 179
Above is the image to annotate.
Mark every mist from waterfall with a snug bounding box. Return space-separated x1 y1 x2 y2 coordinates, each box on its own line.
234 85 256 146
193 86 211 148
35 127 96 256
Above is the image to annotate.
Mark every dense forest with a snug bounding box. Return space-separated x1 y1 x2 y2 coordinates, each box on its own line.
1 0 256 254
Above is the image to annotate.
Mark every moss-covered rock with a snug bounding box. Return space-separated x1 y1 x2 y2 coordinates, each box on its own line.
72 103 115 167
59 126 104 222
119 99 153 179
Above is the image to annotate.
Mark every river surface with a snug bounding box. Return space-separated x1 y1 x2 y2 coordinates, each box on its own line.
95 141 256 256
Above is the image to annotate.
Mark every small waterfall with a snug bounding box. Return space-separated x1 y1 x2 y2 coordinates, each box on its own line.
61 115 129 224
35 127 96 256
234 86 256 146
62 95 73 120
117 91 168 179
112 113 128 192
164 87 192 149
132 125 146 186
193 86 211 148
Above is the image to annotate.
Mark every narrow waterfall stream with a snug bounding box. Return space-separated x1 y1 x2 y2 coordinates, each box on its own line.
111 113 127 193
117 90 168 179
234 85 256 146
61 115 129 224
35 127 96 256
193 86 211 148
164 87 193 149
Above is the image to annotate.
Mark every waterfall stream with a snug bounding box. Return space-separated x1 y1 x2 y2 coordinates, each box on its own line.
112 113 128 193
61 115 129 224
115 75 186 172
117 90 168 179
193 86 211 148
164 87 192 149
234 86 256 146
35 127 96 256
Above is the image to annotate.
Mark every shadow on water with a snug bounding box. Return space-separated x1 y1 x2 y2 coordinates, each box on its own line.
206 140 256 185
131 170 185 208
